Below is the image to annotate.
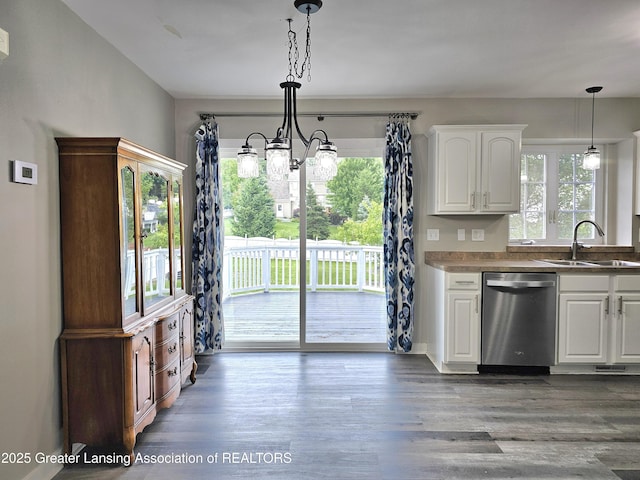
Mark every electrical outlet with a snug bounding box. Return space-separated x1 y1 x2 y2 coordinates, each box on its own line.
457 229 465 241
471 229 485 241
427 229 440 241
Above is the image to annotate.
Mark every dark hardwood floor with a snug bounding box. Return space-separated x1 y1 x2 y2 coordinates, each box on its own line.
53 353 640 479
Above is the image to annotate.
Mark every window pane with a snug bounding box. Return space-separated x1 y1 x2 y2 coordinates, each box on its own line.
525 154 545 183
525 212 545 239
509 213 523 239
558 184 574 211
525 183 544 211
557 211 574 239
558 156 575 182
576 183 594 211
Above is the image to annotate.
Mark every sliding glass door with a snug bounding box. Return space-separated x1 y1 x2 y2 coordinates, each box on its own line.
220 145 386 350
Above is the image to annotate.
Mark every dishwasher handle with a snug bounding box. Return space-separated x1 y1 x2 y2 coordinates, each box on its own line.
486 279 556 288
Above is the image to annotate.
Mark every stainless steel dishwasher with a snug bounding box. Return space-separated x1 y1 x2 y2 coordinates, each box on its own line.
481 272 557 367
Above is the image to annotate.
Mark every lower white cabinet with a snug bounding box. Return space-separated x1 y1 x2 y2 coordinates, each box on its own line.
426 267 480 373
612 276 640 363
558 274 640 365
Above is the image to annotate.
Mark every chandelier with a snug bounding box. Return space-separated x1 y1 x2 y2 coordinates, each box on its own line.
583 86 603 170
237 0 337 181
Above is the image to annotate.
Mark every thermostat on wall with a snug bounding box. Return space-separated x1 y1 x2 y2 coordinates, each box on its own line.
12 160 38 185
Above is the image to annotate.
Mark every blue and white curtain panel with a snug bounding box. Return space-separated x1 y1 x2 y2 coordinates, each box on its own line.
192 120 224 352
383 119 415 353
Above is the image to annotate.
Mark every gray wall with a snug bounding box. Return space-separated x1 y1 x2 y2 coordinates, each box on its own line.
0 1 175 479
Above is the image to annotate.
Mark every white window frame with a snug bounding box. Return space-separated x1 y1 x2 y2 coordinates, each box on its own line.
510 144 605 245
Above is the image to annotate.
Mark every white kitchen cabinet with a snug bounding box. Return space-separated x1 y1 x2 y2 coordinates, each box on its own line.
612 276 640 363
558 293 609 364
558 274 640 366
427 125 526 214
426 267 480 373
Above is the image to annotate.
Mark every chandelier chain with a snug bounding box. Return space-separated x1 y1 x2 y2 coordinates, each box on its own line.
287 9 312 82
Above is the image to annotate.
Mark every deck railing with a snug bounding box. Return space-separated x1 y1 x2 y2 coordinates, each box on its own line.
222 238 385 300
122 240 385 302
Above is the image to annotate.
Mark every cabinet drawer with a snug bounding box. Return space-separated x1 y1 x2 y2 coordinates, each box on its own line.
614 275 640 291
447 273 480 290
156 312 180 344
155 336 180 369
559 275 609 292
155 358 181 398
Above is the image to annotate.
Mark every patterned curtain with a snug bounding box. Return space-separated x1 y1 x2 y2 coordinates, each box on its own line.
383 119 415 353
192 120 224 352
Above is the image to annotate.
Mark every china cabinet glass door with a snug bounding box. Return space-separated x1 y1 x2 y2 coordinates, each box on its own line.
121 165 138 318
141 169 171 311
172 178 184 295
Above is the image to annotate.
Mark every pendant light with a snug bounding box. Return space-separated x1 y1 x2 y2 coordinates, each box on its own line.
583 86 603 170
236 0 338 181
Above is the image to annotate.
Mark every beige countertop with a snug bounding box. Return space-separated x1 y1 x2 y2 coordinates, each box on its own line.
425 247 640 273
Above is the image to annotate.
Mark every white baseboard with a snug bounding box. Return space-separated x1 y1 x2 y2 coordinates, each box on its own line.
22 443 84 480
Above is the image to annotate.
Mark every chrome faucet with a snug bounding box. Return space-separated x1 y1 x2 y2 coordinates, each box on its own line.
571 220 605 260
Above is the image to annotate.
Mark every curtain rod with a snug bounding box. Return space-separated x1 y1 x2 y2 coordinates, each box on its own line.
199 111 419 121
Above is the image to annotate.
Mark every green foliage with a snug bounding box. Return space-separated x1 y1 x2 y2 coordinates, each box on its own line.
231 176 276 238
221 158 241 209
326 158 384 219
306 183 330 240
336 200 383 246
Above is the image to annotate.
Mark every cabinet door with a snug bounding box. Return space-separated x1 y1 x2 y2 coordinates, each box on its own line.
613 294 640 363
436 131 477 213
172 178 185 295
480 131 521 213
180 304 194 378
558 293 608 363
445 292 480 363
140 168 172 312
132 330 155 423
120 161 140 321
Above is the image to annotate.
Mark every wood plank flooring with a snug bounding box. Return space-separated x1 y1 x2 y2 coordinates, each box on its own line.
53 353 640 479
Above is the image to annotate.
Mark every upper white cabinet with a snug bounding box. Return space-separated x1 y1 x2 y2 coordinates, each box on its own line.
427 125 526 215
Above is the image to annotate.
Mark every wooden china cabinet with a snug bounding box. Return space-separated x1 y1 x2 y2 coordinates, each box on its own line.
57 137 196 460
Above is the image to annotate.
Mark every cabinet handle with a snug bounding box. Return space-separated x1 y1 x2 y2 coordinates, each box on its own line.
167 367 178 377
454 280 476 285
618 296 623 315
475 294 479 313
168 343 177 354
483 192 489 208
168 320 177 330
604 296 609 315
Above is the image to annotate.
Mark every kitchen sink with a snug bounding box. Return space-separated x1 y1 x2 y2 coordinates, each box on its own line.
536 259 594 266
584 259 640 267
536 259 640 267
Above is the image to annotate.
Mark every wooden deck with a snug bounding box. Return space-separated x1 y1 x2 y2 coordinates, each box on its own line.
222 291 387 344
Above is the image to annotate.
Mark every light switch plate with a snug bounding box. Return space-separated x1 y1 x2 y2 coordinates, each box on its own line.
457 229 465 241
471 229 485 241
12 160 38 185
427 229 440 241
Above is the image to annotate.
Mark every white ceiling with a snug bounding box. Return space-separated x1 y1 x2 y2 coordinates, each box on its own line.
61 0 640 99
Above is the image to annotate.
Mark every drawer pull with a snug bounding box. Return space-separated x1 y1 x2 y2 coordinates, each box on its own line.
167 367 178 377
618 296 623 315
168 320 177 331
454 280 476 285
168 343 177 354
